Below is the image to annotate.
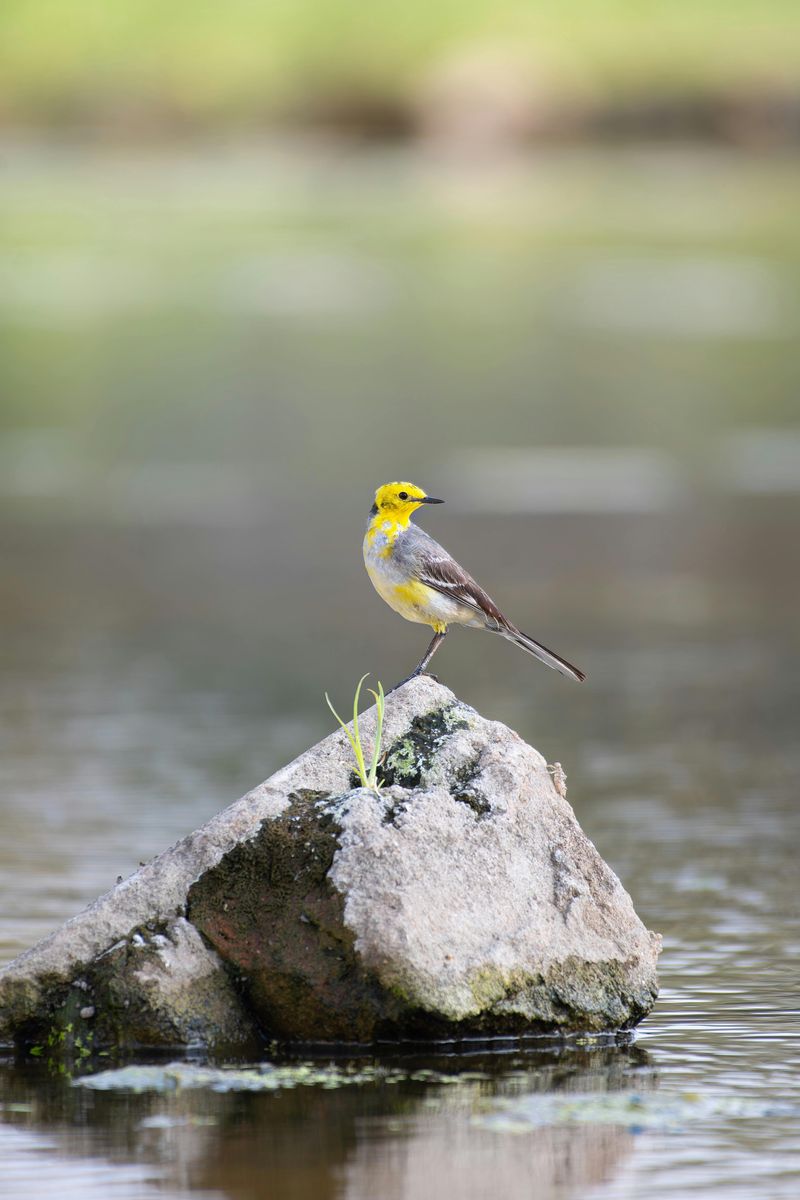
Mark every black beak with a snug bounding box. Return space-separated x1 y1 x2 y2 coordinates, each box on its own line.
421 496 444 504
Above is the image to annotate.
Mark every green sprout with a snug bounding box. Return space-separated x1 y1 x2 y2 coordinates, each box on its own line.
325 674 385 792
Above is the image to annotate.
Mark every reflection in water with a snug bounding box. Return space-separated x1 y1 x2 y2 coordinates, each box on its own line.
336 1112 632 1200
440 447 685 513
0 1122 215 1200
0 1046 649 1200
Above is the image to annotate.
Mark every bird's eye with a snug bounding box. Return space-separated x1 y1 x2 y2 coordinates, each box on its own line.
398 491 408 500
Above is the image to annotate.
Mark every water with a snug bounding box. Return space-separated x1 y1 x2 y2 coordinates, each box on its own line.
1 141 799 1197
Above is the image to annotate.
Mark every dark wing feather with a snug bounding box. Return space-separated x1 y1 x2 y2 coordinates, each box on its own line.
415 550 507 631
412 537 586 682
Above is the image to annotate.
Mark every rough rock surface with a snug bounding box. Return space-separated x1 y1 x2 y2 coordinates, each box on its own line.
0 678 660 1050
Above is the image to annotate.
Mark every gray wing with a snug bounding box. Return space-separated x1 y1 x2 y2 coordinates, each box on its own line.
402 524 586 681
399 525 507 630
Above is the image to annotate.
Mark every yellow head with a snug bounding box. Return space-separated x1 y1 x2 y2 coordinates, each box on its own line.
371 482 444 522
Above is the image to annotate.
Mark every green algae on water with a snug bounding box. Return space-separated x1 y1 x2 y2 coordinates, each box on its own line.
72 1061 489 1094
474 1090 799 1134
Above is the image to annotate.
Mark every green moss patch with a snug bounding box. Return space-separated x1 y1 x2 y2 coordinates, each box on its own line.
378 705 470 789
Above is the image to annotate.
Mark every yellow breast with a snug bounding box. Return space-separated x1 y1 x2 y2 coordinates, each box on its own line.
364 560 447 632
390 578 437 621
364 515 449 632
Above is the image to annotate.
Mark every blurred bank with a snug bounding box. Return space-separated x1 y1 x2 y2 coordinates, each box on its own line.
2 2 800 145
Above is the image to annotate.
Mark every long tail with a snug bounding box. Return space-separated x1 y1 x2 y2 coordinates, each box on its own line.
499 625 586 682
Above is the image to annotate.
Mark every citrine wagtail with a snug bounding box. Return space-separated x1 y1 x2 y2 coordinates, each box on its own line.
363 481 585 684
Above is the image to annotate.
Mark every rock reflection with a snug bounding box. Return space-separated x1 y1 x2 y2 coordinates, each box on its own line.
341 1120 630 1200
336 1044 651 1200
0 1042 652 1200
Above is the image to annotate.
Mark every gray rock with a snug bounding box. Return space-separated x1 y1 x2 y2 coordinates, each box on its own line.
0 678 660 1050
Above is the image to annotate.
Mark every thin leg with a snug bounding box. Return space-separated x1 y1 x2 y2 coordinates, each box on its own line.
388 630 447 693
415 629 446 675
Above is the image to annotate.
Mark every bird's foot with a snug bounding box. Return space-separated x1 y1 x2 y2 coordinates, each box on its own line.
386 673 414 695
386 669 439 695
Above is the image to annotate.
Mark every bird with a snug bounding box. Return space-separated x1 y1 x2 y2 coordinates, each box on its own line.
363 481 585 686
